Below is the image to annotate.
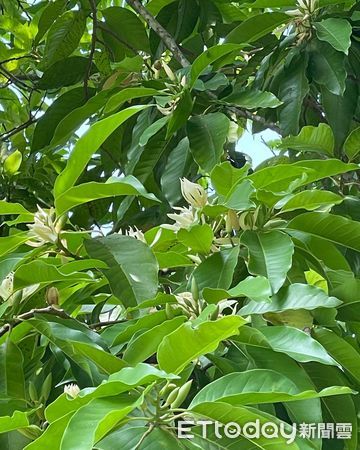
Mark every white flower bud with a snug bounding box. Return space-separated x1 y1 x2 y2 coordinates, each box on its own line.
180 178 207 209
64 383 80 398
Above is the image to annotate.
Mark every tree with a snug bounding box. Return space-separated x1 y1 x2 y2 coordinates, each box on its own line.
0 0 359 448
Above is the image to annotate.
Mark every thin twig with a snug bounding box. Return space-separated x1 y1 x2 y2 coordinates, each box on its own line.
0 55 34 65
96 22 138 55
125 0 190 67
0 306 71 338
90 319 126 329
0 117 37 142
85 0 98 98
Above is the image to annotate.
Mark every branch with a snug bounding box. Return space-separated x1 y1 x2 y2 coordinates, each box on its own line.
230 106 281 134
0 117 37 142
125 0 190 68
0 306 71 338
85 0 98 98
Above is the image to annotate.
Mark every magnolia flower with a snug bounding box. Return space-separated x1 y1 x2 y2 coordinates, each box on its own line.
64 383 80 398
119 226 146 242
27 206 60 247
0 272 13 300
165 206 198 231
180 178 207 209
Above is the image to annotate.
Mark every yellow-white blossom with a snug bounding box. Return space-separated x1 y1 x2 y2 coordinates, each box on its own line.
64 383 80 398
180 178 207 209
0 272 13 300
165 206 198 231
119 226 146 242
27 206 60 247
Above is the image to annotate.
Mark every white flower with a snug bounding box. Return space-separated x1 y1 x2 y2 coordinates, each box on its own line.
165 206 198 231
64 383 80 398
119 226 146 242
180 178 207 209
27 206 60 247
0 272 13 300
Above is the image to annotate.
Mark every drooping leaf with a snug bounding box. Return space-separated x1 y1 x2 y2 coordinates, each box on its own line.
241 230 294 294
157 316 246 374
187 112 230 172
314 18 352 55
85 235 159 308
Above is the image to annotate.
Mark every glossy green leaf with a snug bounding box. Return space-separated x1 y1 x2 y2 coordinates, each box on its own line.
189 44 242 89
190 369 351 407
187 112 230 172
85 235 159 308
344 126 360 161
193 246 239 291
123 316 187 364
225 12 290 44
104 88 160 115
315 18 352 54
288 212 360 252
277 190 343 212
0 411 29 434
158 316 246 374
223 88 282 109
41 11 86 69
280 123 334 156
4 150 22 175
55 176 158 215
239 283 342 315
54 105 147 197
241 230 294 294
177 224 213 254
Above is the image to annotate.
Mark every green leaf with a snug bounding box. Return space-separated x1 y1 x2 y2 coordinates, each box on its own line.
190 402 301 449
41 10 86 69
288 212 360 252
0 340 25 402
0 233 30 259
278 53 309 136
310 39 347 95
177 224 214 254
167 89 193 137
211 161 249 197
0 411 29 434
31 87 93 152
239 283 342 315
223 88 282 109
104 88 160 115
55 176 158 215
139 116 168 146
315 18 352 55
241 230 294 294
344 126 360 161
14 260 93 290
187 112 230 172
101 310 168 347
190 369 351 408
161 137 192 205
58 395 143 450
189 43 242 89
123 316 187 364
85 235 159 308
313 328 360 384
50 90 112 148
3 151 22 176
102 7 150 53
0 201 31 216
280 123 334 156
276 190 343 212
34 0 67 45
203 276 272 304
157 316 246 374
37 56 95 89
259 326 337 365
222 179 256 210
54 105 148 197
225 12 290 44
193 246 239 291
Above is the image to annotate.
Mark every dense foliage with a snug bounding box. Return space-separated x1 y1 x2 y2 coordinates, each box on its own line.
1 0 360 448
